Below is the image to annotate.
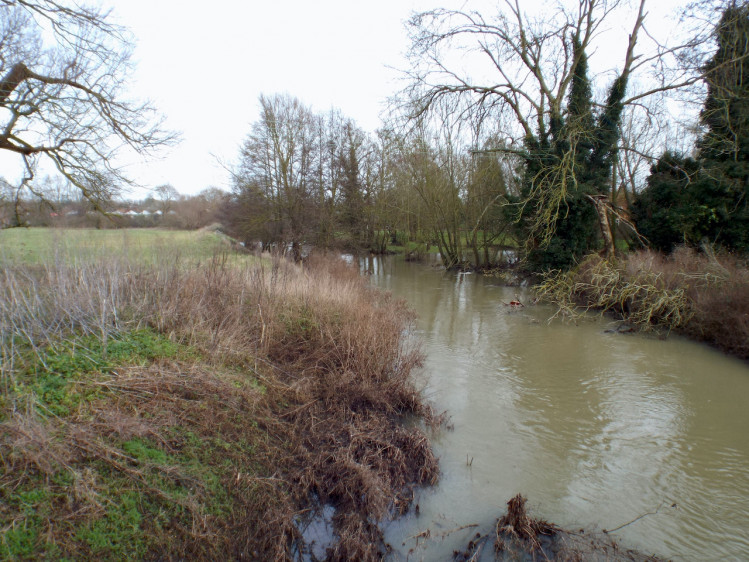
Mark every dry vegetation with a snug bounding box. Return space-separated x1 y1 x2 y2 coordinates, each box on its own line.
0 246 439 560
535 247 749 360
452 495 662 562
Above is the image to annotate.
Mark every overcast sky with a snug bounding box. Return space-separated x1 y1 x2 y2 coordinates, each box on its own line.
112 0 448 197
109 0 686 198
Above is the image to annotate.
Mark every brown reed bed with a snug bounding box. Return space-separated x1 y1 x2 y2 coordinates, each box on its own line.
535 247 749 360
0 251 439 560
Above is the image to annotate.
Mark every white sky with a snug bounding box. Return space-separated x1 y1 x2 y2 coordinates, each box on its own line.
112 0 451 197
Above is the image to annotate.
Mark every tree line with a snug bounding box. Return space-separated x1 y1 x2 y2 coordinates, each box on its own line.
222 0 749 268
3 0 748 271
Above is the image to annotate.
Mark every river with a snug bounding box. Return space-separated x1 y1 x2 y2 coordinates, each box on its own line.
361 255 749 560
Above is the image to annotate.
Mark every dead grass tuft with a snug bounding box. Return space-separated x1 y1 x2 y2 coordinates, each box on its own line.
495 494 556 554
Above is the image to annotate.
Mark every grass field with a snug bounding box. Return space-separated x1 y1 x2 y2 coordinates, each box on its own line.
0 227 255 266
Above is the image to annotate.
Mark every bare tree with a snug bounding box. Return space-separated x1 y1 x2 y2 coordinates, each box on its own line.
236 94 317 260
0 0 175 212
153 183 179 215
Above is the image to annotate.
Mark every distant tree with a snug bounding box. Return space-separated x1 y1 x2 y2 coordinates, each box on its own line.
465 138 517 268
235 94 317 260
0 0 174 212
222 180 277 249
198 186 228 209
338 121 367 247
153 183 179 215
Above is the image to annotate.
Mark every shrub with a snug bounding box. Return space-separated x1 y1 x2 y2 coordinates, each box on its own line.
535 248 749 359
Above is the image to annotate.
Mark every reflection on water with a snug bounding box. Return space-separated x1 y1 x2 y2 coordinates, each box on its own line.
363 255 749 560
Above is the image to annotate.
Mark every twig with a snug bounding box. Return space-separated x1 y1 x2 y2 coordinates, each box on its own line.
604 502 675 533
439 523 479 538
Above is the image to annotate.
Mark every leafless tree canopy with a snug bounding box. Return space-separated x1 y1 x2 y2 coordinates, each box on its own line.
403 0 702 143
0 0 175 208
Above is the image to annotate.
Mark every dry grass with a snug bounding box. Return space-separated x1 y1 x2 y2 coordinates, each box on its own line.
534 247 749 359
493 494 557 557
0 249 438 560
535 253 693 330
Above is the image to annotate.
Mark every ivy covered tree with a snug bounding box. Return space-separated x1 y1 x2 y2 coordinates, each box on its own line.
404 0 665 271
520 35 600 270
521 30 636 269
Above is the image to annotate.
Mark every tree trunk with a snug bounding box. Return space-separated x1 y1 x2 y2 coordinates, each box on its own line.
587 194 615 259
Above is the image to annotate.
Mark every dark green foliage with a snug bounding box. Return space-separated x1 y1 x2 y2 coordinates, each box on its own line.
521 36 615 269
636 4 749 253
587 75 627 187
699 4 749 164
696 3 749 251
566 37 596 176
632 153 703 252
528 193 600 270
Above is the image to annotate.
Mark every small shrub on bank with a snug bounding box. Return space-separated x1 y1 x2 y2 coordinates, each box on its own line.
535 248 749 360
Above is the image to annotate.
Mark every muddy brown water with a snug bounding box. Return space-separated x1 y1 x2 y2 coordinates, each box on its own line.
360 255 749 560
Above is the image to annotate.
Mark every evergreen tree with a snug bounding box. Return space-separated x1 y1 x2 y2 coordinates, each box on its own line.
567 37 596 179
631 152 702 252
696 2 749 251
636 3 749 253
521 36 600 270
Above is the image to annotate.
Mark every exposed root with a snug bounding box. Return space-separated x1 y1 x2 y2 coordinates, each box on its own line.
495 494 557 555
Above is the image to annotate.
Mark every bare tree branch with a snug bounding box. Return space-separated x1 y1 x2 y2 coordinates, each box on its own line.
0 0 177 213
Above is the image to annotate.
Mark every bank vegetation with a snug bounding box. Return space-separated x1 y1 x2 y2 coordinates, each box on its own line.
536 247 749 360
0 240 439 560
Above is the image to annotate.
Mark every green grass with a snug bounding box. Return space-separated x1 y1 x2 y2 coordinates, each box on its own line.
14 329 183 418
0 227 279 559
0 227 258 267
74 488 147 561
1 324 257 559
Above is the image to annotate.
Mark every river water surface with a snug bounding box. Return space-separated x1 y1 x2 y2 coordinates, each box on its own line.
362 255 749 560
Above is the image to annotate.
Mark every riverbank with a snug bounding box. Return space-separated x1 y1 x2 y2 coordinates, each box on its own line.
0 232 438 560
535 247 749 361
